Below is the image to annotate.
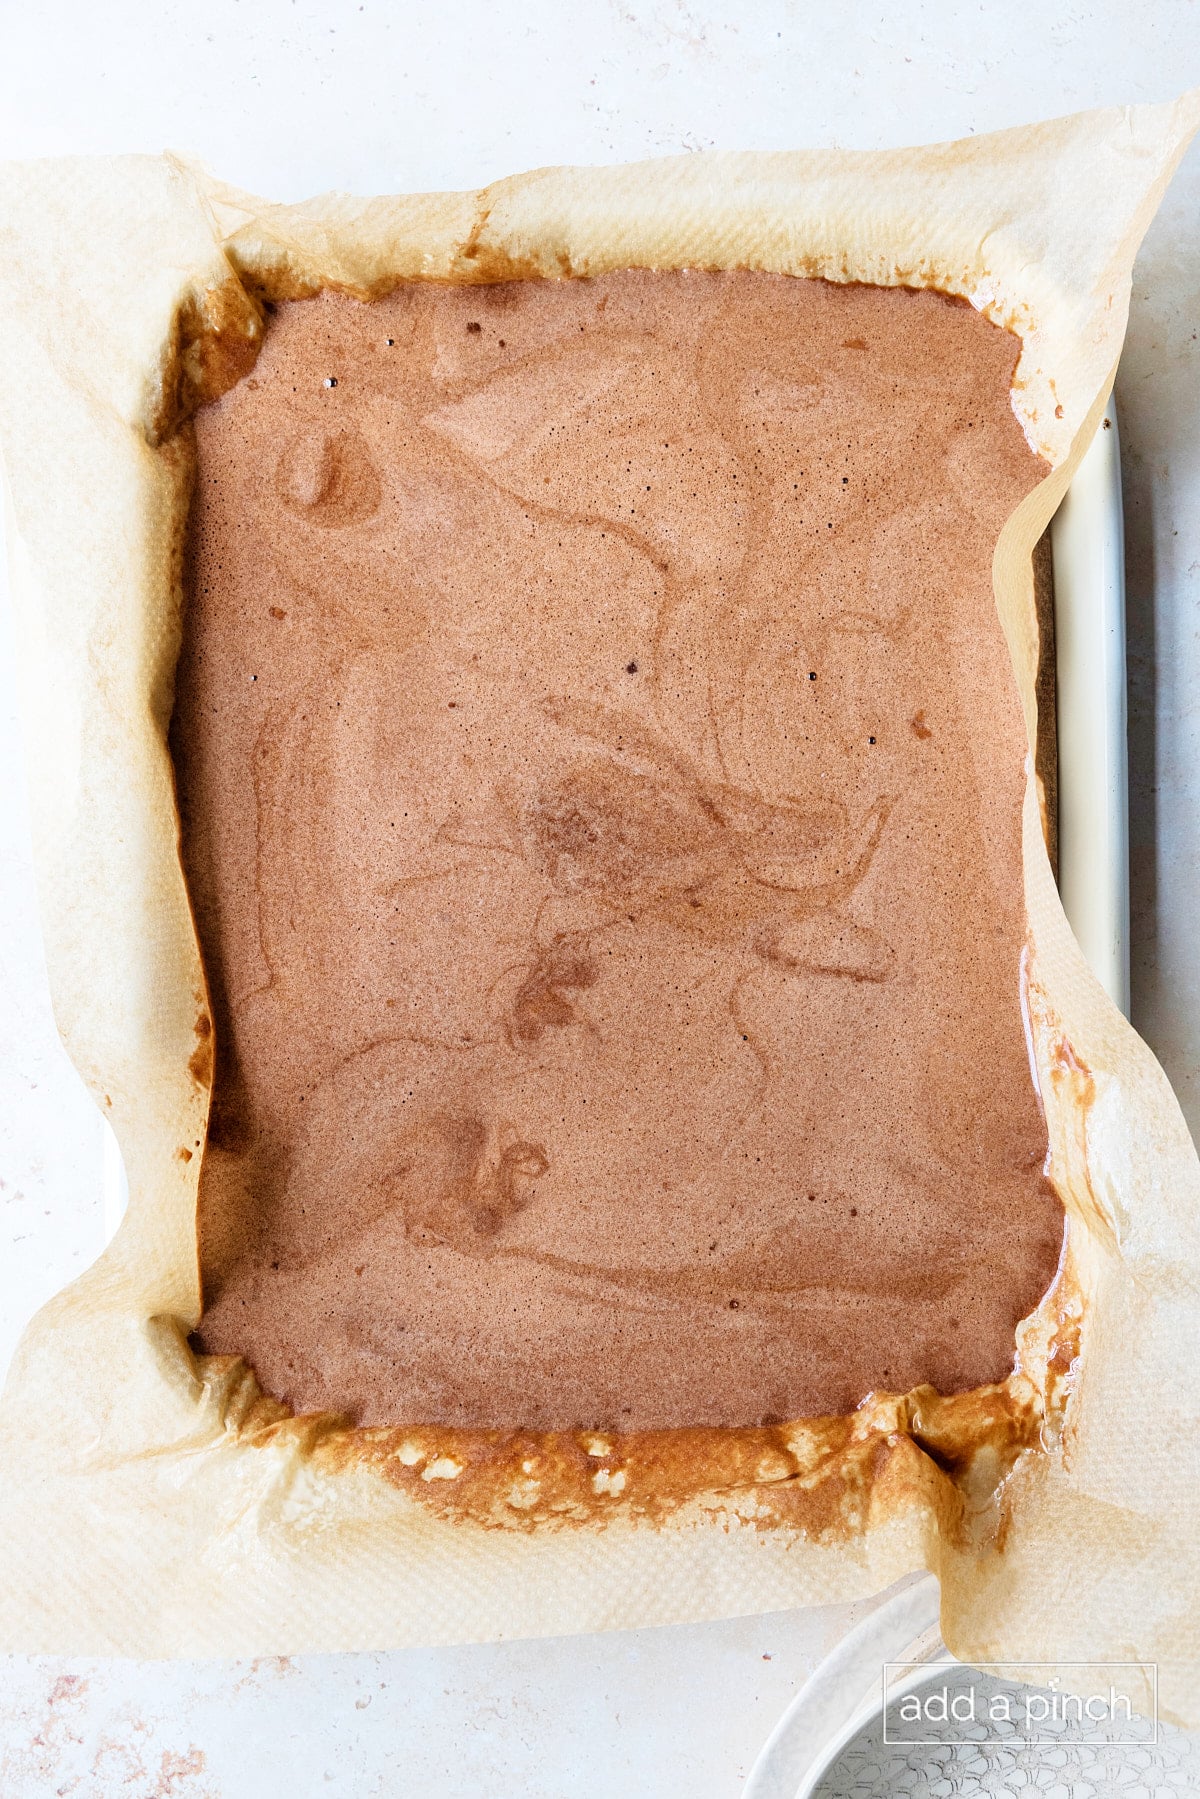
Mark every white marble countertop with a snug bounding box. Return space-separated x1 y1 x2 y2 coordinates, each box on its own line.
2 4 1199 1793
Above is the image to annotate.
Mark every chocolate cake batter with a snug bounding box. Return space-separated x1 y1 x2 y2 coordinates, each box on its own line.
175 271 1064 1430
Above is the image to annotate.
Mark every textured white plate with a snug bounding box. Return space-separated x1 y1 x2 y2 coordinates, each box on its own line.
744 1572 1200 1798
743 1576 944 1799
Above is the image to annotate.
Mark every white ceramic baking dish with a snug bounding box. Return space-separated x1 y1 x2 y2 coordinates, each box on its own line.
92 392 1134 1788
1052 403 1129 1013
741 399 1131 1798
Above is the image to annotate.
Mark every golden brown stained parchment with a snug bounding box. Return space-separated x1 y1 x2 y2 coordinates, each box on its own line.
2 103 1200 1721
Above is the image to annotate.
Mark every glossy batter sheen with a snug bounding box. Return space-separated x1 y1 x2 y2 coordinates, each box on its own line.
176 271 1064 1431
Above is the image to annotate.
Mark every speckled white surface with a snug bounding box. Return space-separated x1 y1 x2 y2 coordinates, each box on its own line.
1 4 1198 1793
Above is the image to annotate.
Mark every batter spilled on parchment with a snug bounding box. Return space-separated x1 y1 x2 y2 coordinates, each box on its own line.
174 271 1065 1431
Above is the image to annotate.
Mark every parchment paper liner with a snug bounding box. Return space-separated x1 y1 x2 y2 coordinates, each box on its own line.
2 101 1199 1720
